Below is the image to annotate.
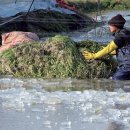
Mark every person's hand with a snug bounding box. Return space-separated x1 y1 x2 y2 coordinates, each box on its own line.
82 41 118 60
82 50 95 60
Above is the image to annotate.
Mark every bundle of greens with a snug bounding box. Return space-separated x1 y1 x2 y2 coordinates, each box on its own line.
0 35 116 79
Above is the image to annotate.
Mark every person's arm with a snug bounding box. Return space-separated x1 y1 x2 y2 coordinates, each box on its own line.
101 46 116 55
82 40 118 60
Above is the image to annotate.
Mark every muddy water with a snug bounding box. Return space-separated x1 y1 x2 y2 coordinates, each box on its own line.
0 11 130 130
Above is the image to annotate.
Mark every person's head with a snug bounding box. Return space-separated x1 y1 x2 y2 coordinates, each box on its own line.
108 14 126 33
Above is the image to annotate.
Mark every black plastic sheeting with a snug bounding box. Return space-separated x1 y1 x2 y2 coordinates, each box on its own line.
0 0 95 37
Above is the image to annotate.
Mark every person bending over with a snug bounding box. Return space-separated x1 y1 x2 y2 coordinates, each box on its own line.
83 14 130 80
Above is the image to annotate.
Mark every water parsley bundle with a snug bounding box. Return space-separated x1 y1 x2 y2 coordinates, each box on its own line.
0 35 116 79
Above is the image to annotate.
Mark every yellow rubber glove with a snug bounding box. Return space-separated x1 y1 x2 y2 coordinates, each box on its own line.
110 50 116 55
101 46 116 55
82 41 118 60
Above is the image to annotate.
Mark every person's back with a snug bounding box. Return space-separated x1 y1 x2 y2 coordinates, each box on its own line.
114 28 130 70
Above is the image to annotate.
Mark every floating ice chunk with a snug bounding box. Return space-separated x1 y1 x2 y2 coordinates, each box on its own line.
123 117 130 123
116 88 125 93
115 94 130 102
43 121 51 125
36 116 40 120
81 117 90 123
2 101 25 111
120 110 129 117
126 107 130 112
2 102 16 109
81 103 92 111
26 115 30 119
107 91 117 96
75 91 82 95
107 109 121 120
61 121 71 129
54 122 58 126
107 97 115 103
46 106 56 111
44 97 62 105
32 108 43 112
89 115 108 123
43 121 52 128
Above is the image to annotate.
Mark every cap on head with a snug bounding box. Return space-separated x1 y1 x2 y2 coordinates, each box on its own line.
108 14 126 29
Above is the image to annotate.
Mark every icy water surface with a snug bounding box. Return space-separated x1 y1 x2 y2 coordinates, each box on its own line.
0 78 130 130
69 11 130 44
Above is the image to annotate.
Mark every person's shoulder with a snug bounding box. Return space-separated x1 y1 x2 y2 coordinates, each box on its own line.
119 28 130 41
120 28 130 35
113 29 125 48
114 28 130 40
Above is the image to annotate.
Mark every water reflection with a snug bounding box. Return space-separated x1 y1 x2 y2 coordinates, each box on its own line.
0 77 130 92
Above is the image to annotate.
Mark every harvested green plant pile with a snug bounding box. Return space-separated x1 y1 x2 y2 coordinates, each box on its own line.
77 41 117 78
0 35 116 79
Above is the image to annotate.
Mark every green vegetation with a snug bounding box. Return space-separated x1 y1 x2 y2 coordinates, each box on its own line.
66 0 130 13
101 0 129 10
0 35 116 79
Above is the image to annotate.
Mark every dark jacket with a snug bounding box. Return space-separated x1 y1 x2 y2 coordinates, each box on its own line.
112 28 130 80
